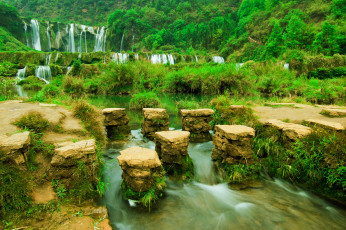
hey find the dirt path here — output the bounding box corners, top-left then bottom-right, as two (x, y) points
(253, 104), (346, 127)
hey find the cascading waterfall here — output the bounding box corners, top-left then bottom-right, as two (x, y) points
(16, 66), (27, 80)
(120, 33), (124, 52)
(30, 19), (41, 51)
(23, 22), (29, 46)
(112, 53), (129, 64)
(35, 66), (52, 83)
(46, 22), (51, 51)
(212, 56), (224, 64)
(55, 24), (61, 49)
(195, 55), (198, 63)
(66, 66), (72, 76)
(54, 53), (59, 63)
(94, 26), (107, 52)
(68, 24), (76, 53)
(79, 25), (87, 53)
(284, 63), (289, 70)
(135, 54), (139, 60)
(151, 54), (175, 65)
(45, 54), (52, 65)
(15, 66), (27, 97)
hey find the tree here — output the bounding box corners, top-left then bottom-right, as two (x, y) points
(283, 14), (305, 49)
(265, 21), (283, 59)
(312, 22), (339, 56)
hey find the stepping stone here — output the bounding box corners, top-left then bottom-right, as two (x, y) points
(142, 108), (169, 140)
(39, 103), (57, 107)
(102, 108), (129, 126)
(180, 109), (214, 117)
(181, 109), (214, 142)
(321, 108), (346, 117)
(212, 125), (255, 164)
(263, 119), (312, 140)
(304, 119), (344, 131)
(118, 147), (164, 192)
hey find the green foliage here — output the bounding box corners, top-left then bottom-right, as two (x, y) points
(265, 21), (283, 59)
(313, 22), (340, 56)
(0, 76), (15, 100)
(283, 14), (306, 49)
(72, 100), (106, 146)
(308, 67), (346, 79)
(72, 59), (82, 76)
(63, 75), (85, 98)
(129, 91), (161, 110)
(13, 112), (51, 133)
(0, 161), (31, 217)
(18, 76), (45, 91)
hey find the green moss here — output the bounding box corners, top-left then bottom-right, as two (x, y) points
(163, 155), (194, 181)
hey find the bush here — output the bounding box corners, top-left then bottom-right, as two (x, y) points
(13, 112), (51, 133)
(63, 75), (85, 98)
(129, 92), (161, 110)
(0, 76), (15, 100)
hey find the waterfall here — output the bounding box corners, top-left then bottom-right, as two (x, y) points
(66, 66), (72, 76)
(135, 54), (139, 60)
(94, 26), (107, 52)
(284, 63), (289, 70)
(35, 66), (52, 83)
(54, 53), (59, 63)
(195, 55), (198, 63)
(30, 19), (41, 51)
(151, 54), (174, 65)
(120, 33), (124, 52)
(212, 56), (224, 64)
(79, 25), (87, 53)
(68, 24), (76, 53)
(45, 54), (52, 65)
(46, 22), (51, 51)
(112, 53), (128, 64)
(16, 66), (27, 80)
(55, 24), (61, 49)
(23, 22), (29, 46)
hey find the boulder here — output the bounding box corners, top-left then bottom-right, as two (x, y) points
(102, 108), (129, 126)
(181, 109), (214, 142)
(142, 108), (169, 139)
(0, 131), (30, 165)
(263, 119), (312, 141)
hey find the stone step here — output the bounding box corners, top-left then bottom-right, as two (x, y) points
(304, 119), (344, 131)
(321, 108), (346, 117)
(263, 119), (312, 140)
(180, 109), (214, 117)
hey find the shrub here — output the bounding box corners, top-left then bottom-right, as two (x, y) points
(13, 112), (51, 133)
(63, 75), (85, 98)
(0, 76), (15, 100)
(129, 91), (161, 110)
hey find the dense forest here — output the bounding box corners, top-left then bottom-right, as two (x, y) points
(1, 0), (345, 61)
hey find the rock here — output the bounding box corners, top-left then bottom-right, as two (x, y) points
(142, 108), (169, 140)
(304, 119), (344, 131)
(31, 183), (56, 204)
(212, 125), (255, 165)
(0, 131), (30, 165)
(321, 108), (346, 117)
(265, 103), (295, 107)
(181, 109), (214, 142)
(102, 108), (130, 140)
(228, 105), (246, 112)
(263, 119), (312, 140)
(102, 108), (129, 126)
(154, 131), (193, 177)
(117, 147), (164, 193)
(51, 139), (96, 167)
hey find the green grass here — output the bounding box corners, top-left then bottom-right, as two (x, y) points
(129, 91), (161, 110)
(13, 112), (51, 133)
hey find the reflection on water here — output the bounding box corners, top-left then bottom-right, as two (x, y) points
(103, 130), (346, 230)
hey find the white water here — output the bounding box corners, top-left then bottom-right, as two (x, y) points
(55, 24), (61, 49)
(94, 26), (107, 52)
(45, 54), (52, 65)
(30, 19), (41, 51)
(112, 53), (129, 64)
(35, 66), (52, 83)
(66, 66), (72, 76)
(195, 55), (198, 63)
(23, 22), (29, 46)
(46, 21), (51, 51)
(284, 63), (290, 70)
(54, 53), (59, 63)
(151, 54), (175, 65)
(68, 24), (76, 53)
(120, 33), (124, 52)
(15, 67), (27, 97)
(103, 128), (346, 230)
(213, 56), (224, 64)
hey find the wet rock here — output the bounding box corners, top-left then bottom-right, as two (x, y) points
(102, 108), (130, 140)
(142, 108), (169, 140)
(0, 131), (30, 165)
(212, 125), (255, 165)
(49, 139), (96, 179)
(154, 131), (193, 178)
(263, 119), (312, 141)
(118, 147), (165, 193)
(304, 119), (344, 131)
(181, 109), (214, 142)
(321, 108), (346, 117)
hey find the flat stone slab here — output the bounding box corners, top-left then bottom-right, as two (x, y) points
(39, 103), (57, 107)
(118, 147), (161, 168)
(304, 119), (344, 131)
(180, 109), (214, 117)
(143, 108), (168, 120)
(265, 103), (295, 107)
(155, 131), (190, 142)
(0, 131), (30, 164)
(102, 108), (129, 126)
(321, 108), (346, 117)
(102, 108), (126, 114)
(51, 139), (96, 167)
(263, 119), (312, 140)
(215, 125), (255, 140)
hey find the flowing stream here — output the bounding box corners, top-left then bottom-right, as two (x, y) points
(97, 96), (346, 230)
